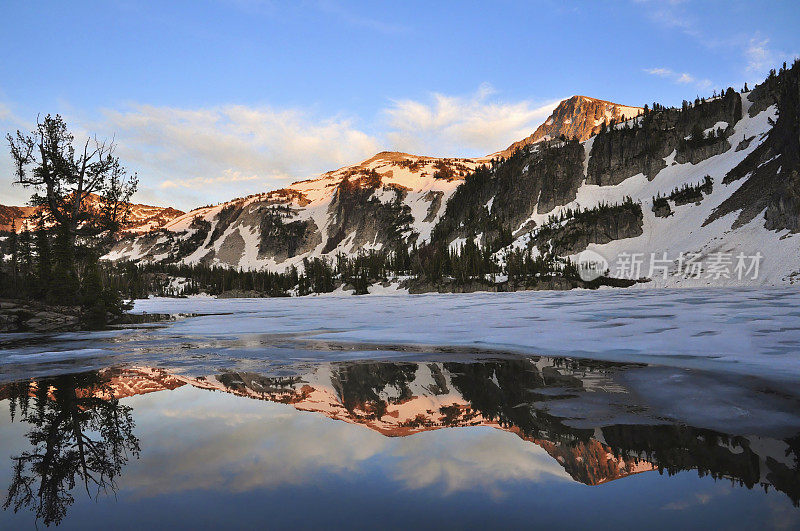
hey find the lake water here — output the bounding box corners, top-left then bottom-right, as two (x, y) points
(0, 288), (799, 529)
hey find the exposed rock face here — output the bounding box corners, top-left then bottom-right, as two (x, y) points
(0, 205), (36, 232)
(258, 208), (320, 262)
(498, 140), (588, 220)
(705, 64), (800, 232)
(323, 171), (414, 253)
(433, 139), (585, 246)
(498, 96), (642, 156)
(533, 202), (644, 256)
(421, 190), (444, 222)
(588, 89), (741, 186)
(127, 206), (185, 232)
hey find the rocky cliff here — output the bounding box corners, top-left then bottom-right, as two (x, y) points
(0, 205), (36, 232)
(497, 96), (642, 157)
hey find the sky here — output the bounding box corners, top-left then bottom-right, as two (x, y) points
(0, 0), (798, 211)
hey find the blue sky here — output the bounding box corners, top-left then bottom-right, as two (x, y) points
(1, 0), (798, 210)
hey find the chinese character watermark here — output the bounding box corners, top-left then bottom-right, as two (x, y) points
(611, 251), (763, 281)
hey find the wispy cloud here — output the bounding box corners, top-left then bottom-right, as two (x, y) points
(634, 1), (797, 83)
(644, 67), (712, 90)
(384, 84), (561, 157)
(160, 169), (265, 190)
(744, 36), (798, 75)
(635, 0), (700, 39)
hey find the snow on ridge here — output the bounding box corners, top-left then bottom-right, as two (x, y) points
(105, 95), (798, 286)
(511, 102), (796, 287)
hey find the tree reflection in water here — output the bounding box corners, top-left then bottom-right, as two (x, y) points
(3, 372), (140, 527)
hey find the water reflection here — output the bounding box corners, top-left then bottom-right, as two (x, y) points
(1, 357), (799, 527)
(197, 359), (800, 499)
(1, 372), (140, 526)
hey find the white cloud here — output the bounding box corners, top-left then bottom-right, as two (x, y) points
(1, 86), (561, 210)
(384, 84), (561, 157)
(94, 103), (381, 209)
(118, 387), (569, 499)
(634, 1), (796, 83)
(643, 67), (712, 91)
(160, 169), (264, 190)
(636, 0), (699, 40)
(745, 37), (772, 73)
(315, 0), (408, 35)
(643, 67), (673, 78)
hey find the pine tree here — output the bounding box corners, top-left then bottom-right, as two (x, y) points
(18, 230), (35, 295)
(81, 253), (106, 328)
(51, 224), (78, 304)
(9, 221), (19, 296)
(35, 228), (52, 299)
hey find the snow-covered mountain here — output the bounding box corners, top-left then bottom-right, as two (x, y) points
(105, 62), (800, 287)
(105, 151), (486, 268)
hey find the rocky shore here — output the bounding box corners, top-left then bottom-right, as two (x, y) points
(0, 299), (82, 333)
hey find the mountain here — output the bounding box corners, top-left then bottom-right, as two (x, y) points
(495, 95), (642, 157)
(105, 61), (800, 288)
(0, 205), (36, 232)
(0, 195), (184, 233)
(104, 151), (484, 266)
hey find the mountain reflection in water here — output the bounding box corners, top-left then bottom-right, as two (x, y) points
(1, 357), (799, 527)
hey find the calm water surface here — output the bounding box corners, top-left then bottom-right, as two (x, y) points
(0, 290), (799, 529)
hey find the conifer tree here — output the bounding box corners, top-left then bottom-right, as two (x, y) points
(9, 221), (19, 296)
(81, 253), (106, 327)
(35, 227), (52, 299)
(50, 225), (78, 304)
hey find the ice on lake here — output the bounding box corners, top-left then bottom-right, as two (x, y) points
(123, 287), (800, 380)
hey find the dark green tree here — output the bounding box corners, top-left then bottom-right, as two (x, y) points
(34, 227), (52, 299)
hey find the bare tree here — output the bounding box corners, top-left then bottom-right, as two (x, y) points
(7, 114), (138, 246)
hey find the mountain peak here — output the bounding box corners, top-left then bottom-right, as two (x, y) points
(496, 96), (642, 157)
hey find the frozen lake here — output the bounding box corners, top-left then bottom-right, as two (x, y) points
(1, 288), (799, 528)
(4, 287), (800, 381)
